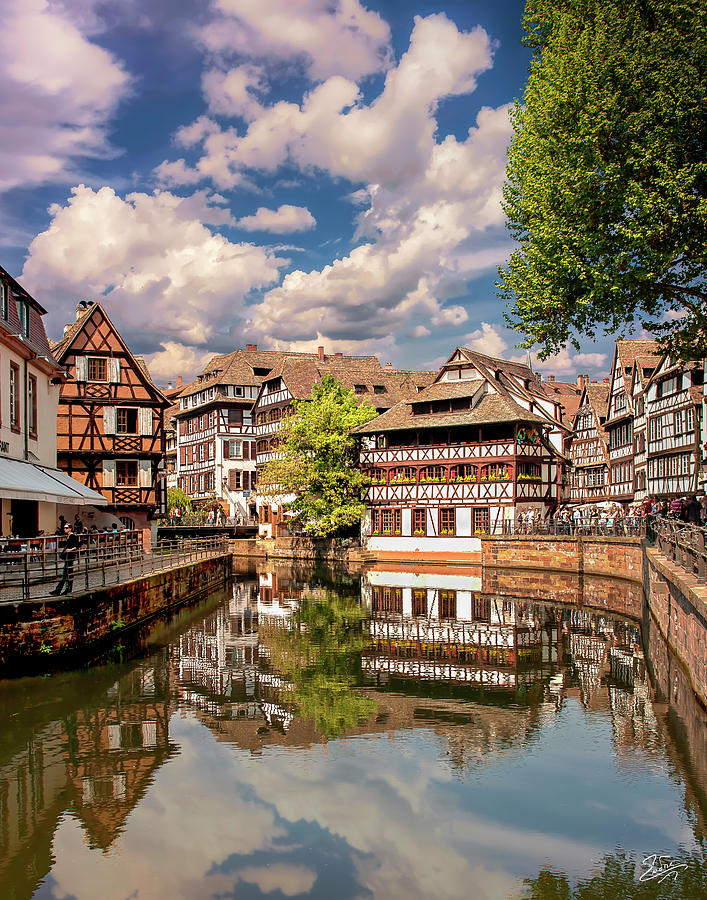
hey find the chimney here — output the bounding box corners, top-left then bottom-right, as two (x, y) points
(318, 345), (324, 361)
(547, 374), (555, 382)
(602, 377), (609, 384)
(76, 299), (91, 321)
(576, 374), (588, 388)
(176, 375), (183, 388)
(385, 362), (393, 370)
(167, 381), (173, 390)
(246, 343), (257, 351)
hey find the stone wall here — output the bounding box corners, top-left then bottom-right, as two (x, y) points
(0, 554), (231, 674)
(644, 546), (707, 707)
(481, 535), (644, 582)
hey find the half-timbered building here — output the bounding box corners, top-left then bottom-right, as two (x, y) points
(604, 339), (660, 505)
(52, 302), (169, 531)
(253, 347), (434, 537)
(0, 267), (105, 537)
(568, 382), (610, 504)
(645, 354), (703, 499)
(630, 353), (660, 500)
(353, 348), (569, 559)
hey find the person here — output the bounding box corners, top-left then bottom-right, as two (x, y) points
(685, 494), (702, 525)
(73, 513), (84, 534)
(208, 508), (215, 526)
(49, 524), (80, 595)
(56, 515), (67, 535)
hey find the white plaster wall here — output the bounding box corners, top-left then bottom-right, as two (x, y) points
(366, 535), (482, 554)
(457, 507), (471, 536)
(456, 591), (473, 620)
(402, 508), (412, 535)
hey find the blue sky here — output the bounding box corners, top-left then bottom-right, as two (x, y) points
(1, 0), (610, 382)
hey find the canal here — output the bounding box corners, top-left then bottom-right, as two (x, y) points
(1, 562), (706, 899)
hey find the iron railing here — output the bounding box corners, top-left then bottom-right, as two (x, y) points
(0, 534), (229, 603)
(648, 518), (707, 583)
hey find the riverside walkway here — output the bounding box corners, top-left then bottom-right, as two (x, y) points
(0, 533), (229, 604)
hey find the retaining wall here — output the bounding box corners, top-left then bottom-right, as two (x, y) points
(0, 553), (232, 674)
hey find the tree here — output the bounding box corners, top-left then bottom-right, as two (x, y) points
(166, 486), (191, 512)
(258, 375), (378, 537)
(498, 0), (707, 361)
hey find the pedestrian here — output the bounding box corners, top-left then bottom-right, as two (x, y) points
(685, 494), (702, 525)
(49, 524), (80, 595)
(73, 513), (84, 534)
(208, 508), (215, 526)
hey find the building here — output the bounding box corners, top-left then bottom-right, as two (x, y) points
(253, 347), (435, 537)
(173, 346), (293, 519)
(604, 339), (660, 504)
(52, 301), (169, 531)
(630, 351), (661, 500)
(645, 353), (703, 499)
(568, 381), (610, 504)
(0, 267), (105, 538)
(353, 347), (569, 558)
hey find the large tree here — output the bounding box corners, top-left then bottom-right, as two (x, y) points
(498, 0), (707, 361)
(258, 375), (377, 537)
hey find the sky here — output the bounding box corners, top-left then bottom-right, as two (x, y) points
(0, 0), (612, 383)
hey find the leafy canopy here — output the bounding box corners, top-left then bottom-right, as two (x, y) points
(166, 486), (191, 511)
(498, 0), (707, 361)
(258, 375), (377, 536)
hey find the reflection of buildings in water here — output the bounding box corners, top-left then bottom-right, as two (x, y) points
(65, 661), (177, 851)
(361, 569), (561, 693)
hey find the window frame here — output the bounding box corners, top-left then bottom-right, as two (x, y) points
(28, 374), (37, 437)
(9, 362), (20, 432)
(87, 356), (108, 383)
(115, 460), (138, 486)
(439, 507), (456, 535)
(116, 407), (139, 435)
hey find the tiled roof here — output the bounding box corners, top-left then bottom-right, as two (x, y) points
(408, 380), (481, 402)
(134, 356), (157, 388)
(353, 391), (548, 434)
(0, 265), (58, 363)
(614, 338), (661, 393)
(585, 382), (610, 416)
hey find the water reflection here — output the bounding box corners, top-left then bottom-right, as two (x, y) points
(0, 563), (705, 899)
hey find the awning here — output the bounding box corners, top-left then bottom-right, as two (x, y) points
(0, 457), (107, 506)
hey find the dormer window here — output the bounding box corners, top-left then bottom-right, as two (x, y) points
(373, 385), (386, 394)
(1, 280), (7, 320)
(16, 299), (29, 336)
(354, 384), (366, 393)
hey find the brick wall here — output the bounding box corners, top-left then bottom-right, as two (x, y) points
(0, 554), (231, 673)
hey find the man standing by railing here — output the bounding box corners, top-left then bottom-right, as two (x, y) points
(49, 524), (80, 596)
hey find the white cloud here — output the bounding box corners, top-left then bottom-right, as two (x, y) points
(464, 322), (511, 358)
(22, 184), (287, 349)
(202, 65), (266, 120)
(146, 342), (216, 382)
(199, 0), (393, 82)
(237, 204), (316, 233)
(0, 0), (129, 193)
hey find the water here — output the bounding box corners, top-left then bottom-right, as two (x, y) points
(1, 562), (706, 900)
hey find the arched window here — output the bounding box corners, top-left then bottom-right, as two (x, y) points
(256, 439), (269, 454)
(480, 464), (512, 481)
(448, 464), (477, 482)
(419, 465), (445, 483)
(390, 467), (416, 484)
(368, 468), (387, 484)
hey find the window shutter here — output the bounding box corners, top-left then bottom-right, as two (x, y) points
(228, 470), (237, 491)
(251, 469), (256, 487)
(243, 471), (250, 491)
(140, 408), (152, 435)
(251, 441), (256, 458)
(243, 441), (250, 460)
(138, 459), (151, 488)
(103, 459), (116, 488)
(223, 440), (230, 459)
(103, 406), (116, 434)
(75, 356), (87, 381)
(108, 358), (121, 383)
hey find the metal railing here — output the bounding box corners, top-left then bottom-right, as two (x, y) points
(157, 514), (258, 528)
(648, 518), (707, 583)
(0, 534), (229, 603)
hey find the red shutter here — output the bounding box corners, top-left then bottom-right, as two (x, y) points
(251, 441), (256, 458)
(223, 440), (229, 459)
(243, 441), (250, 460)
(228, 470), (237, 490)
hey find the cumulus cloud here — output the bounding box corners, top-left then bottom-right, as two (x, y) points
(202, 64), (266, 120)
(22, 185), (287, 357)
(0, 0), (129, 193)
(146, 341), (216, 381)
(159, 14), (494, 190)
(236, 204), (316, 233)
(199, 0), (392, 83)
(463, 323), (608, 376)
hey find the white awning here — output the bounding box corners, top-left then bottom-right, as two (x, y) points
(0, 457), (107, 506)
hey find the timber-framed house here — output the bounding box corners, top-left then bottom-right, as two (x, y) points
(630, 352), (660, 500)
(604, 339), (659, 504)
(252, 347), (434, 537)
(645, 354), (704, 498)
(353, 348), (569, 559)
(568, 382), (610, 504)
(53, 302), (170, 530)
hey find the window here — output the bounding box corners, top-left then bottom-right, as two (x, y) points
(116, 461), (138, 486)
(412, 508), (426, 535)
(28, 375), (37, 436)
(412, 589), (427, 617)
(614, 392), (627, 413)
(420, 465), (445, 483)
(376, 435), (386, 449)
(372, 586), (402, 614)
(379, 508), (402, 535)
(354, 384), (366, 393)
(391, 466), (416, 483)
(439, 590), (456, 620)
(439, 507), (455, 535)
(373, 385), (386, 394)
(116, 408), (138, 434)
(87, 357), (108, 382)
(473, 507), (489, 533)
(16, 299), (30, 336)
(9, 363), (19, 431)
(472, 596), (490, 621)
(1, 279), (7, 319)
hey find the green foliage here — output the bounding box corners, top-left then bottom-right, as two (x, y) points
(262, 594), (377, 738)
(498, 0), (707, 361)
(166, 486), (192, 512)
(259, 375), (378, 536)
(518, 850), (707, 899)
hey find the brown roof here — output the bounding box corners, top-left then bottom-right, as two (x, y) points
(353, 391), (548, 434)
(614, 338), (661, 393)
(0, 264), (58, 363)
(584, 382), (610, 417)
